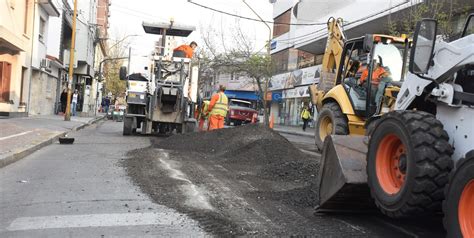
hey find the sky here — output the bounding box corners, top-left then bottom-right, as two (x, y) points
(108, 0), (273, 58)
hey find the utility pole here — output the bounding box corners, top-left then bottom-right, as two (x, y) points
(65, 0), (78, 121)
(242, 0), (272, 126)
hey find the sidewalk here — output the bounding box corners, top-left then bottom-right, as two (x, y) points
(273, 124), (315, 138)
(0, 114), (105, 168)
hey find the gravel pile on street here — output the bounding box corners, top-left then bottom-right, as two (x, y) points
(155, 124), (319, 182)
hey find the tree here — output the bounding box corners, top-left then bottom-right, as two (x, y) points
(198, 18), (273, 125)
(103, 35), (128, 99)
(387, 0), (471, 39)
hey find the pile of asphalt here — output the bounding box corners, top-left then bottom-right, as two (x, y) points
(155, 123), (319, 193)
(127, 124), (321, 235)
(157, 124), (315, 165)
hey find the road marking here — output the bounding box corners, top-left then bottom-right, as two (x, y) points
(157, 149), (214, 210)
(7, 212), (180, 231)
(0, 131), (34, 141)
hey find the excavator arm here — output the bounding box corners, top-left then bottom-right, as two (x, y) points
(309, 17), (346, 110)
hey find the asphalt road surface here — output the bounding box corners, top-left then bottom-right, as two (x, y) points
(0, 121), (446, 237)
(0, 120), (206, 237)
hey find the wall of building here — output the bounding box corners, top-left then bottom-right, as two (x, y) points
(0, 0), (33, 116)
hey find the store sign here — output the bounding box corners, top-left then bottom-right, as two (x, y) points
(268, 73), (289, 90)
(269, 64), (321, 91)
(282, 86), (310, 99)
(271, 40), (277, 50)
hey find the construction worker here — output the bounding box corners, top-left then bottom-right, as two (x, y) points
(359, 58), (386, 86)
(301, 105), (312, 131)
(198, 100), (210, 131)
(173, 41), (198, 58)
(207, 85), (228, 130)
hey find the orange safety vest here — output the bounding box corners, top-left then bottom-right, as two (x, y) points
(360, 66), (386, 85)
(209, 92), (228, 117)
(173, 45), (194, 58)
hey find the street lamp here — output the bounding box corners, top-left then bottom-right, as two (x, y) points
(96, 34), (139, 109)
(94, 57), (129, 115)
(241, 0), (272, 125)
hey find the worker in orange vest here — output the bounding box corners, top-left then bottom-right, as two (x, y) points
(173, 41), (198, 58)
(197, 100), (210, 131)
(207, 85), (228, 130)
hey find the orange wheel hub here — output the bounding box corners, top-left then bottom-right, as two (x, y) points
(459, 180), (474, 237)
(376, 134), (407, 195)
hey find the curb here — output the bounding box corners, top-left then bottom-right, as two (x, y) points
(274, 129), (314, 139)
(0, 115), (106, 169)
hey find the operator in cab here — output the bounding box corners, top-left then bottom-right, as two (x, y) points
(173, 41), (198, 58)
(359, 58), (386, 87)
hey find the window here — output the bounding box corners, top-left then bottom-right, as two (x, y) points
(273, 9), (291, 38)
(24, 0), (29, 34)
(272, 49), (289, 74)
(39, 18), (46, 42)
(0, 61), (12, 102)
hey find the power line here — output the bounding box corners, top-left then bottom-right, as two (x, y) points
(110, 3), (169, 22)
(274, 1), (412, 46)
(188, 0), (327, 26)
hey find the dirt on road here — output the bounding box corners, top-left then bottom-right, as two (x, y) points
(123, 124), (444, 237)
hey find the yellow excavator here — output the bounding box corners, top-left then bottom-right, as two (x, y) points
(309, 17), (409, 150)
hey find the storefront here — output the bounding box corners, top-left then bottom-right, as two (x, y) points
(269, 65), (320, 126)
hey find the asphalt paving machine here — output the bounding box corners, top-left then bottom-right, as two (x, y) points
(119, 21), (198, 135)
(317, 14), (474, 237)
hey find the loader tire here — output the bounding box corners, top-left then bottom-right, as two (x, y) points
(443, 152), (474, 238)
(367, 110), (453, 218)
(315, 102), (348, 151)
(123, 117), (133, 136)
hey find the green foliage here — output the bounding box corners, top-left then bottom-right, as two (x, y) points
(387, 0), (471, 38)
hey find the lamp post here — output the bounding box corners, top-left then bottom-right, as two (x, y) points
(94, 57), (129, 115)
(241, 0), (272, 126)
(95, 34), (138, 114)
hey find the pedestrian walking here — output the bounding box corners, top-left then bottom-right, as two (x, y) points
(301, 105), (311, 131)
(104, 96), (110, 114)
(60, 89), (67, 113)
(207, 85), (228, 131)
(71, 90), (78, 116)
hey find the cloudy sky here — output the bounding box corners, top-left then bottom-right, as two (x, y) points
(108, 0), (273, 57)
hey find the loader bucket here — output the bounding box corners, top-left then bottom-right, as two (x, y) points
(316, 135), (374, 212)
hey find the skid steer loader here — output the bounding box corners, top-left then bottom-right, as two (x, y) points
(317, 15), (474, 237)
(309, 18), (410, 151)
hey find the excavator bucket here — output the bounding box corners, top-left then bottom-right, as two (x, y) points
(315, 135), (374, 212)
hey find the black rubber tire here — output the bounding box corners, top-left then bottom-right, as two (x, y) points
(443, 152), (474, 238)
(367, 110), (453, 218)
(123, 117), (133, 135)
(315, 102), (349, 151)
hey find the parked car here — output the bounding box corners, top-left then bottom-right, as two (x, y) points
(225, 99), (258, 126)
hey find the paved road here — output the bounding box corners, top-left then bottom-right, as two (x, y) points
(0, 121), (445, 237)
(0, 121), (206, 237)
(280, 132), (319, 154)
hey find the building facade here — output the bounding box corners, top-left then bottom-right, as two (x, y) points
(269, 0), (472, 126)
(0, 0), (33, 117)
(29, 0), (60, 116)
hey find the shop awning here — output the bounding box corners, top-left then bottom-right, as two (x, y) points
(225, 90), (260, 101)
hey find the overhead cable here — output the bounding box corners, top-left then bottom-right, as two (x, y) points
(188, 0), (327, 26)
